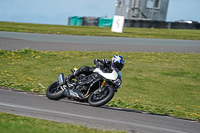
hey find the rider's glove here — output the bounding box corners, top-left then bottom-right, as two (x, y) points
(94, 59), (104, 69)
(94, 59), (99, 65)
(102, 58), (109, 64)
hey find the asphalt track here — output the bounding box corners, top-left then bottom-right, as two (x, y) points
(0, 88), (200, 133)
(0, 32), (200, 133)
(0, 31), (200, 53)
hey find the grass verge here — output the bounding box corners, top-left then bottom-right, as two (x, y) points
(0, 49), (199, 121)
(0, 112), (125, 133)
(0, 21), (200, 40)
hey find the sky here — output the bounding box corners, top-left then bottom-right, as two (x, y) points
(0, 0), (200, 25)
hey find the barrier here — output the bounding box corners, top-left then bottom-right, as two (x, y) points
(124, 20), (200, 29)
(82, 17), (99, 26)
(98, 18), (113, 27)
(68, 16), (200, 29)
(69, 16), (82, 26)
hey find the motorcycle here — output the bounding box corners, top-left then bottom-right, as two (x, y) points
(46, 67), (122, 107)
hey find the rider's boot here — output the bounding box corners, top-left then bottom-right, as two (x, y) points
(66, 73), (75, 88)
(66, 67), (84, 85)
(66, 71), (85, 99)
(66, 68), (78, 85)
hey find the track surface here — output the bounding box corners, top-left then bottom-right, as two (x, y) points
(0, 32), (200, 133)
(0, 31), (200, 53)
(0, 88), (200, 133)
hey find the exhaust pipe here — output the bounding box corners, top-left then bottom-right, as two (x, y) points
(58, 73), (66, 86)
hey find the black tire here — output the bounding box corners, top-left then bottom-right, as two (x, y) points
(46, 80), (64, 100)
(88, 86), (115, 107)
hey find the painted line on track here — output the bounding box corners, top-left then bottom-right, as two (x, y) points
(0, 102), (187, 133)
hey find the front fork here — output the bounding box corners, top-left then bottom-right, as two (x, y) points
(94, 80), (108, 95)
(101, 80), (106, 88)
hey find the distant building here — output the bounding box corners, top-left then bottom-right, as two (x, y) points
(115, 0), (169, 21)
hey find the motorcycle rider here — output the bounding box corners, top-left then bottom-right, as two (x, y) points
(66, 55), (125, 88)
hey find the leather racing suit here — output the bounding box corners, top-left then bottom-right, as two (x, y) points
(66, 58), (112, 88)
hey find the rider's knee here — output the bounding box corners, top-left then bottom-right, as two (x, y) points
(79, 66), (90, 72)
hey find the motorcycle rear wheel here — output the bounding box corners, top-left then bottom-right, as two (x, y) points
(46, 80), (64, 100)
(88, 86), (115, 107)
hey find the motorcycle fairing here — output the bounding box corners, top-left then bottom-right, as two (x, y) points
(93, 68), (118, 80)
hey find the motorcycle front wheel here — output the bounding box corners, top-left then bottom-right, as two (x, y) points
(46, 80), (64, 100)
(88, 86), (115, 107)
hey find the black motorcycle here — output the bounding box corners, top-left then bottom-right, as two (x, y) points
(46, 67), (122, 107)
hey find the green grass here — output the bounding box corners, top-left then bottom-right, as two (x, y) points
(0, 49), (199, 121)
(1, 21), (200, 40)
(0, 112), (125, 133)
